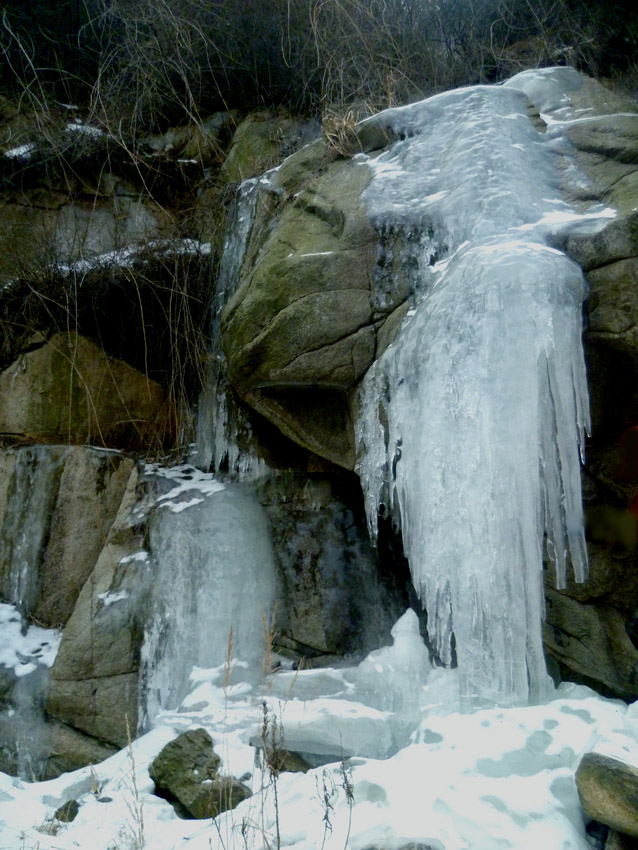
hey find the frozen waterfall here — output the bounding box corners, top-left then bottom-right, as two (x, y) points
(194, 178), (268, 479)
(140, 466), (277, 725)
(356, 70), (598, 706)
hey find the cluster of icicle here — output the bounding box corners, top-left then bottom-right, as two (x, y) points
(194, 178), (268, 479)
(356, 71), (594, 707)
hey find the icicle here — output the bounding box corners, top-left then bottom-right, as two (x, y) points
(194, 178), (268, 480)
(356, 76), (595, 707)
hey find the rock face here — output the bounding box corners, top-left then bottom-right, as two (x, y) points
(0, 182), (160, 284)
(537, 78), (638, 699)
(221, 112), (313, 183)
(149, 729), (251, 819)
(543, 589), (638, 699)
(2, 71), (638, 779)
(0, 332), (172, 451)
(264, 475), (408, 658)
(562, 84), (638, 444)
(44, 721), (118, 779)
(576, 752), (638, 838)
(47, 463), (148, 750)
(0, 444), (400, 779)
(0, 445), (134, 627)
(0, 444), (140, 776)
(220, 72), (638, 699)
(221, 140), (388, 468)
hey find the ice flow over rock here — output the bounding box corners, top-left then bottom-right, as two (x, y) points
(194, 178), (267, 479)
(356, 72), (594, 707)
(141, 468), (277, 725)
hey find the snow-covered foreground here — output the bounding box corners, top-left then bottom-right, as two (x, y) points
(1, 647), (637, 850)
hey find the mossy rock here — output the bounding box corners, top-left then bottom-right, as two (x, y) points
(54, 800), (80, 823)
(221, 113), (306, 183)
(150, 729), (251, 819)
(221, 156), (381, 469)
(0, 331), (173, 451)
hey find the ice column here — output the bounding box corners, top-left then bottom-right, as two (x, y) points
(356, 81), (590, 706)
(141, 476), (277, 723)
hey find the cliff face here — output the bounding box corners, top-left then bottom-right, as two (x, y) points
(222, 69), (638, 702)
(1, 70), (638, 776)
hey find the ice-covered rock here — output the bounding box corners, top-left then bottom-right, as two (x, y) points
(356, 71), (602, 707)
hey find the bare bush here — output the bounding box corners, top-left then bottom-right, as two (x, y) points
(2, 0), (636, 131)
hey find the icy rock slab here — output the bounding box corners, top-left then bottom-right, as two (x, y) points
(356, 75), (596, 707)
(504, 65), (586, 116)
(261, 697), (394, 762)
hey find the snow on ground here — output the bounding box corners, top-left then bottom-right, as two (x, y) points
(0, 611), (635, 850)
(66, 121), (106, 139)
(0, 603), (60, 677)
(0, 652), (636, 850)
(3, 143), (35, 160)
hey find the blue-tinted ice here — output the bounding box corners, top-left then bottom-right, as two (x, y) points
(356, 69), (606, 706)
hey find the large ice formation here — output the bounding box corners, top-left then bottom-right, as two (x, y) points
(356, 68), (605, 706)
